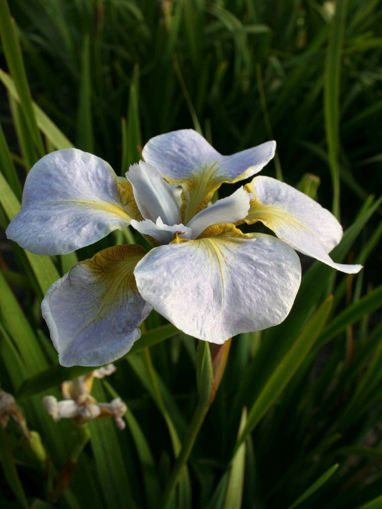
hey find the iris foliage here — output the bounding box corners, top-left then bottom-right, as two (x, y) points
(0, 1), (381, 508)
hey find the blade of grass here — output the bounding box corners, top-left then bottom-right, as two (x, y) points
(128, 349), (191, 508)
(223, 407), (247, 509)
(121, 65), (141, 173)
(236, 296), (333, 450)
(361, 495), (382, 509)
(161, 341), (213, 509)
(0, 271), (48, 374)
(9, 93), (38, 169)
(287, 464), (339, 509)
(16, 324), (179, 398)
(0, 70), (73, 149)
(0, 427), (28, 509)
(0, 0), (44, 155)
(324, 0), (347, 217)
(0, 171), (60, 294)
(0, 323), (28, 388)
(104, 380), (161, 509)
(0, 121), (21, 197)
(76, 35), (94, 152)
(318, 285), (382, 346)
(89, 380), (138, 509)
(256, 64), (282, 180)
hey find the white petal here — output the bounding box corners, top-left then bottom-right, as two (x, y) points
(130, 217), (192, 244)
(142, 130), (275, 222)
(6, 149), (131, 255)
(187, 187), (250, 239)
(143, 129), (275, 183)
(126, 162), (181, 224)
(217, 141), (276, 182)
(248, 176), (362, 274)
(134, 233), (301, 343)
(42, 245), (152, 367)
(142, 129), (220, 180)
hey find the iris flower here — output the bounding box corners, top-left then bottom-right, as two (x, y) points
(6, 130), (362, 367)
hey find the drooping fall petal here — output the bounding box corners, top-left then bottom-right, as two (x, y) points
(134, 232), (301, 343)
(245, 176), (362, 274)
(42, 245), (151, 366)
(6, 149), (135, 255)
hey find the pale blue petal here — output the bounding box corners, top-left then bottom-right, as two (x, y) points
(135, 233), (301, 343)
(187, 187), (250, 239)
(6, 149), (131, 255)
(142, 129), (219, 180)
(126, 162), (181, 224)
(218, 141), (276, 182)
(142, 129), (276, 183)
(42, 245), (151, 367)
(248, 176), (362, 274)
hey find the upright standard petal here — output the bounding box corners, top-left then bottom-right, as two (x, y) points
(126, 162), (181, 225)
(246, 176), (362, 274)
(134, 231), (301, 343)
(187, 187), (250, 239)
(6, 149), (136, 255)
(142, 129), (220, 180)
(42, 245), (152, 367)
(142, 129), (275, 222)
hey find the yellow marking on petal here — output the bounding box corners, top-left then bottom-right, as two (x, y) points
(245, 199), (305, 232)
(198, 223), (245, 239)
(63, 199), (131, 221)
(244, 181), (254, 194)
(82, 244), (146, 317)
(192, 232), (247, 304)
(170, 223), (245, 244)
(172, 232), (188, 244)
(166, 163), (221, 223)
(203, 238), (227, 302)
(166, 162), (259, 224)
(230, 167), (255, 184)
(117, 179), (143, 221)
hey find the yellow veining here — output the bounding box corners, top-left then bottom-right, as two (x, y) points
(117, 179), (143, 221)
(167, 163), (221, 223)
(245, 199), (304, 232)
(199, 223), (245, 240)
(201, 237), (227, 302)
(62, 199), (131, 221)
(83, 244), (146, 318)
(197, 231), (245, 303)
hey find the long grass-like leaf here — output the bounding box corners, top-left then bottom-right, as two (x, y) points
(0, 70), (73, 150)
(318, 285), (382, 346)
(223, 407), (247, 509)
(0, 171), (60, 294)
(76, 35), (94, 152)
(236, 296), (333, 449)
(0, 0), (44, 155)
(0, 121), (21, 197)
(324, 0), (347, 217)
(16, 324), (179, 398)
(0, 271), (48, 375)
(287, 464), (339, 509)
(89, 380), (138, 509)
(0, 427), (29, 509)
(361, 495), (382, 509)
(104, 380), (161, 509)
(121, 65), (141, 173)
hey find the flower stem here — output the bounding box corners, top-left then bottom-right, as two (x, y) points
(161, 388), (211, 509)
(161, 341), (213, 509)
